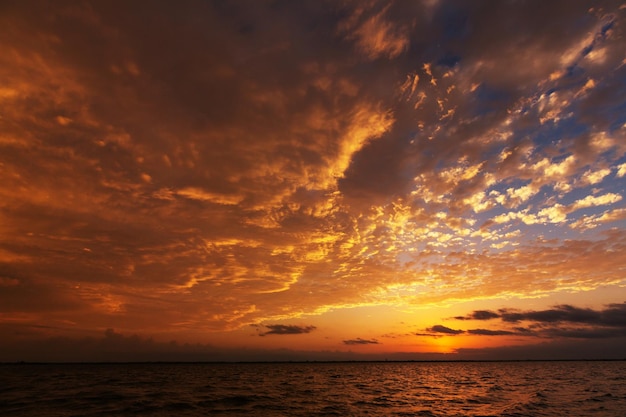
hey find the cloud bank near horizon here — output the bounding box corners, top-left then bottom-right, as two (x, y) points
(424, 302), (626, 339)
(1, 312), (624, 363)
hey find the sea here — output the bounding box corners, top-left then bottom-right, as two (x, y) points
(1, 361), (625, 416)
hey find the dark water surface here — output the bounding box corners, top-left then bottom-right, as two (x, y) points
(1, 361), (625, 416)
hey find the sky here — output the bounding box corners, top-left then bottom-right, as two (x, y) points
(1, 0), (626, 362)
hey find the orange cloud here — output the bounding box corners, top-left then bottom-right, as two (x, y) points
(1, 1), (625, 361)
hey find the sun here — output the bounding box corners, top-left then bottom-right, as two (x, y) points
(423, 336), (458, 354)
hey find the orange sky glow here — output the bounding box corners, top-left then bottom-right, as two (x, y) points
(1, 0), (626, 362)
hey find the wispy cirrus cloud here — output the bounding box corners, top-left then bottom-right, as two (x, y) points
(339, 2), (410, 60)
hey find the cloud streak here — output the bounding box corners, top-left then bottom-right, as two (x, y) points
(259, 325), (317, 336)
(455, 303), (626, 327)
(343, 338), (380, 345)
(427, 325), (464, 335)
(424, 303), (626, 340)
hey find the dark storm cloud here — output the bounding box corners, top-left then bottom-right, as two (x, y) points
(260, 325), (316, 336)
(343, 338), (380, 345)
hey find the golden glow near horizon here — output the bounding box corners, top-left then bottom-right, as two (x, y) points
(1, 1), (625, 361)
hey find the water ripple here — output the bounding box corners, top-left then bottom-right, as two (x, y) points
(1, 361), (625, 416)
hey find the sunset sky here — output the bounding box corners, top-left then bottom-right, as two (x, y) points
(1, 0), (626, 362)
